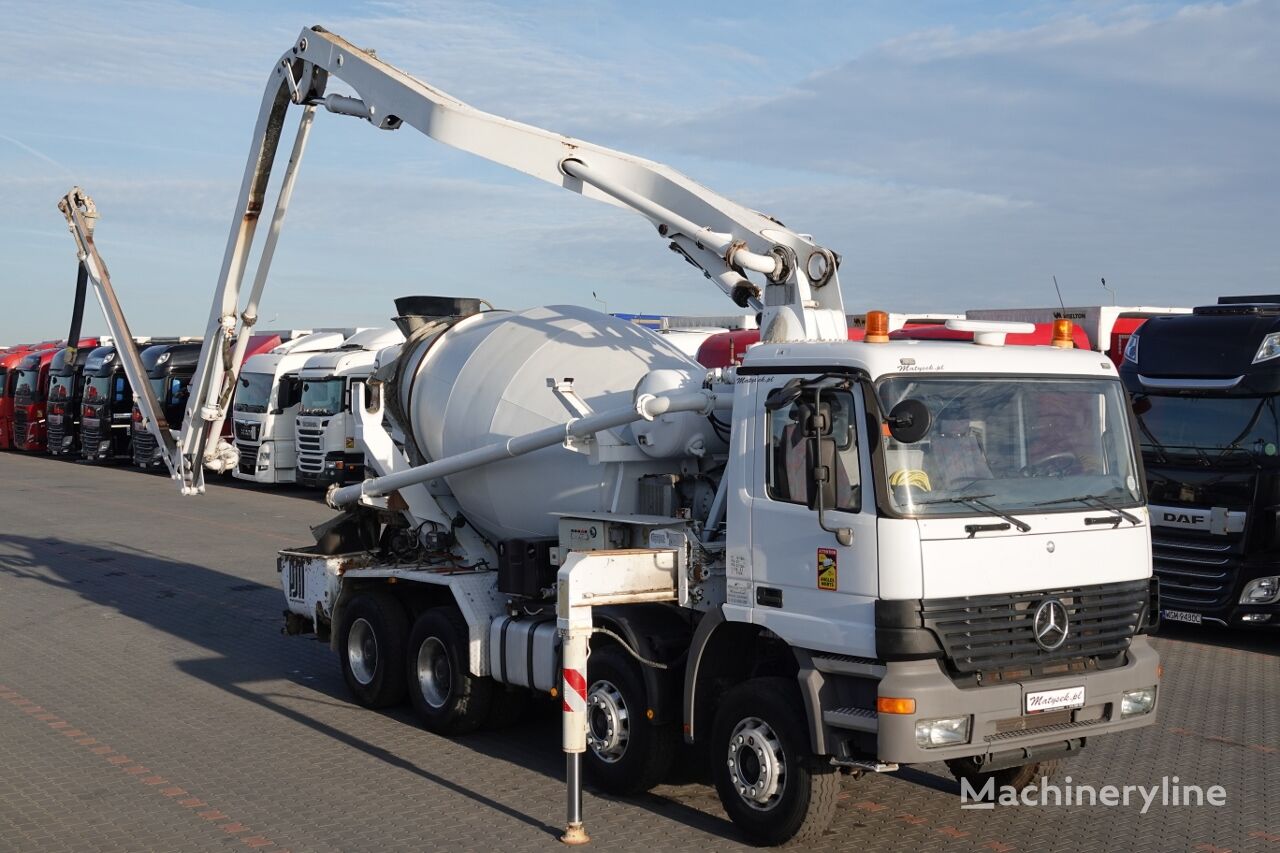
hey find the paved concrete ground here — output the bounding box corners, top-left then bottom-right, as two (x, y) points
(0, 451), (1276, 852)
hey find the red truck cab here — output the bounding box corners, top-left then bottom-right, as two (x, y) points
(0, 344), (44, 449)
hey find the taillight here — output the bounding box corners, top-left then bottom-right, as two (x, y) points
(83, 405), (93, 418)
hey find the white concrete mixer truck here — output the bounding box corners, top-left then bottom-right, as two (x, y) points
(56, 27), (1162, 847)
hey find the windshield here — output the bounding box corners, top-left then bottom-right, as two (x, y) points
(50, 374), (76, 400)
(14, 369), (39, 402)
(1131, 393), (1280, 460)
(877, 377), (1142, 516)
(86, 376), (112, 404)
(233, 372), (274, 413)
(300, 378), (344, 416)
(149, 377), (166, 403)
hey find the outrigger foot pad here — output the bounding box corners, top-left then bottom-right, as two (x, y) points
(560, 823), (590, 845)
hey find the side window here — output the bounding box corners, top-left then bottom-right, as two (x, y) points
(766, 389), (861, 511)
(277, 376), (302, 411)
(114, 377), (127, 405)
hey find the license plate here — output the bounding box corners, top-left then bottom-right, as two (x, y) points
(1162, 609), (1202, 625)
(1025, 685), (1085, 714)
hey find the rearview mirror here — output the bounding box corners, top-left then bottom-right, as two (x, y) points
(886, 398), (931, 443)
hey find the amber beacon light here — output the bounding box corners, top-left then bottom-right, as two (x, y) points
(1052, 318), (1076, 348)
(866, 310), (890, 343)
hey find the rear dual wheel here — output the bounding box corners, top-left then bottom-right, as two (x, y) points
(338, 591), (409, 708)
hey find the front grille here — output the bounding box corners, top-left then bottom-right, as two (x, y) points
(238, 443), (259, 475)
(82, 422), (101, 456)
(47, 419), (66, 450)
(1152, 536), (1237, 609)
(234, 421), (258, 442)
(297, 425), (324, 474)
(921, 579), (1149, 679)
(13, 410), (29, 446)
(133, 430), (157, 463)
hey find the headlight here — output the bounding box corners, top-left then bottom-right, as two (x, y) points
(1121, 687), (1157, 717)
(1123, 332), (1140, 363)
(914, 717), (971, 748)
(1254, 332), (1280, 364)
(1240, 576), (1280, 604)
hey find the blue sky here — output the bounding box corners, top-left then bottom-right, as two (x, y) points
(2, 0), (1277, 342)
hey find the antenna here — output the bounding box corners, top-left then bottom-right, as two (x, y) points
(1052, 275), (1066, 311)
(1101, 277), (1116, 306)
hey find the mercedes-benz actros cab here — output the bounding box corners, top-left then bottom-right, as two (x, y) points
(1120, 295), (1280, 629)
(232, 330), (350, 483)
(294, 327), (405, 488)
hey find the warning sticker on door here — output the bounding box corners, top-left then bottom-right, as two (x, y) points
(817, 548), (838, 591)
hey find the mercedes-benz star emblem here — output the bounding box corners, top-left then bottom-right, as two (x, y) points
(1033, 599), (1069, 651)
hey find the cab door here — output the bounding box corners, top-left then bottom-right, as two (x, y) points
(747, 374), (879, 658)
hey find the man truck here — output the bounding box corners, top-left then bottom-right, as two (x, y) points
(57, 26), (1162, 846)
(1120, 295), (1280, 629)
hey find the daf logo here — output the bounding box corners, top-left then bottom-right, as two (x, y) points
(1033, 599), (1069, 651)
(1163, 512), (1205, 526)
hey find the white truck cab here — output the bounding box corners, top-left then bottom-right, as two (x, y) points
(294, 327), (405, 488)
(725, 335), (1158, 769)
(231, 331), (350, 483)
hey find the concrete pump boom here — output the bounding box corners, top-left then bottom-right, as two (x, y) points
(59, 25), (848, 494)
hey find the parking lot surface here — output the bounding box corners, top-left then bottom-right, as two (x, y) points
(0, 452), (1276, 852)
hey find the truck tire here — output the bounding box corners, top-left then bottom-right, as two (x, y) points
(406, 607), (494, 735)
(710, 677), (839, 847)
(946, 757), (1063, 792)
(338, 591), (409, 708)
(583, 646), (677, 795)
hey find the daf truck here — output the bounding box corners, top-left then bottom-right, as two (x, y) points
(56, 26), (1163, 846)
(1120, 295), (1280, 629)
(46, 340), (105, 457)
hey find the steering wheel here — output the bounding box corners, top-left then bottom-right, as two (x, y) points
(1022, 452), (1080, 477)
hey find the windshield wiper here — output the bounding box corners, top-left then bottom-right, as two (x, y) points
(917, 493), (1032, 532)
(1034, 493), (1141, 525)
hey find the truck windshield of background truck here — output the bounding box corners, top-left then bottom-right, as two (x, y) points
(85, 376), (111, 402)
(49, 374), (76, 400)
(299, 378), (344, 416)
(877, 377), (1142, 516)
(1131, 393), (1280, 460)
(233, 372), (274, 413)
(14, 369), (38, 402)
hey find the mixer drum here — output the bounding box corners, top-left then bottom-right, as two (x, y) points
(402, 305), (703, 541)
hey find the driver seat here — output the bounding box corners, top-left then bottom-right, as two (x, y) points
(928, 419), (993, 490)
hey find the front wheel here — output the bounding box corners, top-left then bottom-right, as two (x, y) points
(582, 646), (677, 795)
(710, 677), (838, 846)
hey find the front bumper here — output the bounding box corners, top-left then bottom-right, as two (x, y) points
(296, 452), (363, 488)
(875, 636), (1161, 765)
